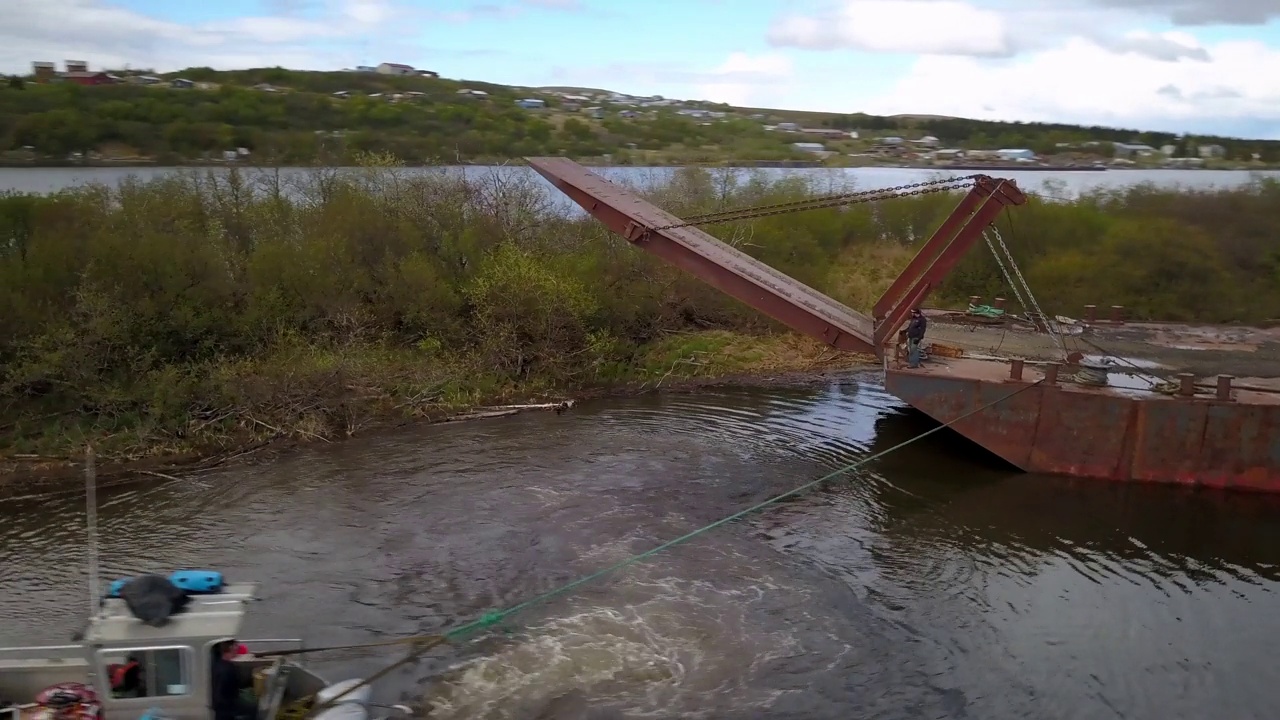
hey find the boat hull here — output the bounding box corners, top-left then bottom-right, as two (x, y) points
(884, 361), (1280, 493)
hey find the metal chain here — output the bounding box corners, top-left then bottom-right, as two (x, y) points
(984, 225), (1065, 354)
(649, 174), (986, 230)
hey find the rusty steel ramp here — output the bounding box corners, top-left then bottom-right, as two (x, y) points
(528, 157), (878, 354)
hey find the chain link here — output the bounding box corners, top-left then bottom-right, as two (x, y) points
(648, 174), (987, 231)
(984, 225), (1066, 355)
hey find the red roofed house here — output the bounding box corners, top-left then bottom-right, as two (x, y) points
(63, 71), (117, 86)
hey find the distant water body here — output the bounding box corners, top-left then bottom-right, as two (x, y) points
(1, 165), (1277, 202)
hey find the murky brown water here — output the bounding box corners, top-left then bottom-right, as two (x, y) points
(3, 373), (1280, 719)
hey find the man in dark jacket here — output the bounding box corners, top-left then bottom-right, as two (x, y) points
(906, 308), (927, 368)
(210, 640), (254, 720)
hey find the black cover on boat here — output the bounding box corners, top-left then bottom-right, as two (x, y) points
(118, 574), (190, 627)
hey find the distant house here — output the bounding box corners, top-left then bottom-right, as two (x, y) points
(870, 137), (908, 155)
(456, 88), (488, 98)
(619, 110), (639, 119)
(516, 98), (546, 109)
(376, 62), (415, 76)
(418, 70), (439, 78)
(133, 75), (162, 85)
(62, 71), (115, 86)
(1197, 144), (1226, 159)
(253, 83), (279, 92)
(773, 122), (801, 132)
(912, 135), (940, 148)
(170, 78), (194, 89)
(582, 106), (604, 119)
(802, 128), (852, 140)
(1112, 142), (1157, 159)
(996, 148), (1037, 162)
(31, 61), (56, 82)
(792, 142), (827, 154)
(332, 90), (351, 98)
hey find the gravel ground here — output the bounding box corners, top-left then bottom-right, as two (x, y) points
(922, 315), (1280, 389)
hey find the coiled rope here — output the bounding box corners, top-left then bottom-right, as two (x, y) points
(301, 377), (1045, 714)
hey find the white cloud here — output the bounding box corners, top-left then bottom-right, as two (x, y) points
(696, 52), (794, 107)
(859, 36), (1280, 136)
(549, 52), (795, 108)
(1080, 0), (1280, 25)
(769, 0), (1012, 57)
(0, 0), (407, 74)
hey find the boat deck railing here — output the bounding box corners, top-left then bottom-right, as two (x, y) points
(242, 637), (308, 666)
(0, 644), (83, 662)
(1, 704), (20, 720)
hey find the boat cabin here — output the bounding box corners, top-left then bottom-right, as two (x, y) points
(0, 572), (343, 720)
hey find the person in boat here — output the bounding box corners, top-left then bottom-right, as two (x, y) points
(906, 307), (927, 368)
(109, 652), (143, 697)
(210, 640), (255, 720)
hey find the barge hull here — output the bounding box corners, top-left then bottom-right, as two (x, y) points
(884, 363), (1280, 492)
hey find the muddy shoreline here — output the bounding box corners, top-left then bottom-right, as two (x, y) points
(8, 318), (1278, 498)
(0, 363), (879, 498)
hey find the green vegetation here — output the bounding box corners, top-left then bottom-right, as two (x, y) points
(2, 67), (1277, 166)
(1, 158), (1278, 472)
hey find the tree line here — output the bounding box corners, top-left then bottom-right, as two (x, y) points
(1, 159), (1276, 459)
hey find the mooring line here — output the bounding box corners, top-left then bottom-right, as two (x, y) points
(443, 377), (1044, 642)
(294, 376), (1046, 712)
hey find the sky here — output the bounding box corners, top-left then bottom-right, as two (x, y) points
(3, 0), (1280, 139)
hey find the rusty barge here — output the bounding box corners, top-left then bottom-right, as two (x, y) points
(528, 158), (1280, 493)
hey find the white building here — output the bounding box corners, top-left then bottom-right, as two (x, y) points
(376, 62), (415, 76)
(792, 142), (827, 154)
(996, 148), (1037, 161)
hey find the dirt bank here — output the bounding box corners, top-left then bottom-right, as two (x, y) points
(0, 357), (878, 499)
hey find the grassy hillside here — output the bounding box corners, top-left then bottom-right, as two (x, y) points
(1, 66), (1278, 167)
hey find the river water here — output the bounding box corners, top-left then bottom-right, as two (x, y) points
(2, 165), (1278, 200)
(3, 376), (1279, 719)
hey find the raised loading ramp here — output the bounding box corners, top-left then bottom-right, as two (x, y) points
(528, 157), (878, 354)
(528, 158), (1027, 357)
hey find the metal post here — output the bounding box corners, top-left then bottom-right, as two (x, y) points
(993, 297), (1006, 310)
(1044, 363), (1060, 384)
(1177, 373), (1196, 397)
(1216, 375), (1235, 400)
(1009, 358), (1025, 381)
(85, 445), (99, 614)
(1110, 305), (1125, 324)
(1084, 305), (1097, 323)
(968, 295), (981, 310)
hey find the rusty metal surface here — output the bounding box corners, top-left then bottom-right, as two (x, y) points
(872, 179), (1027, 347)
(527, 157), (877, 354)
(885, 358), (1280, 492)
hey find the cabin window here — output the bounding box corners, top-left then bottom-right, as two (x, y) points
(98, 647), (192, 698)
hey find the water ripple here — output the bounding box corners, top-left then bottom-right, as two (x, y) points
(3, 379), (1280, 719)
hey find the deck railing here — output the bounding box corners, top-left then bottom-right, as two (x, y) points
(241, 638), (307, 666)
(0, 644), (83, 661)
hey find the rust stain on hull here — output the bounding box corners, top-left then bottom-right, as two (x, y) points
(885, 361), (1280, 493)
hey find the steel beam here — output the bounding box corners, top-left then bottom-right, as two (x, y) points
(872, 187), (990, 321)
(873, 178), (1027, 348)
(528, 157), (878, 354)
